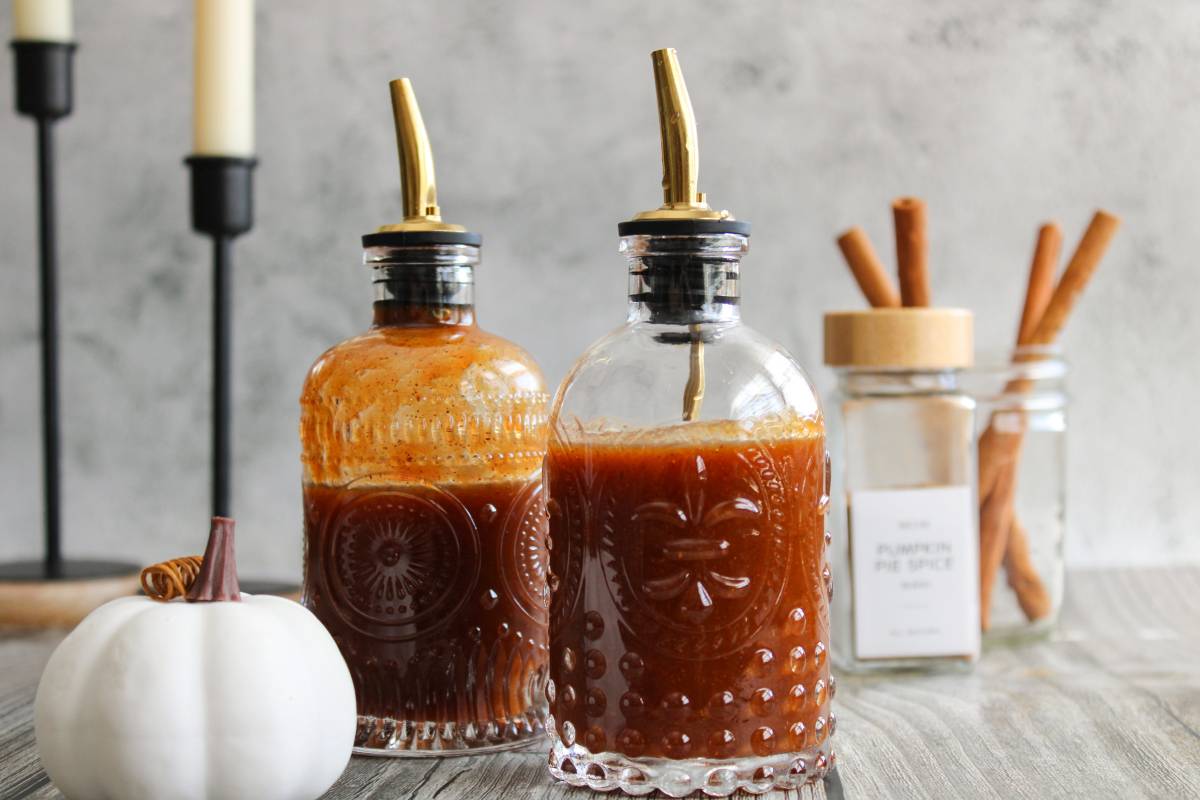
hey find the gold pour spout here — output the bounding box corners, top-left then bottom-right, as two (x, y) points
(378, 78), (465, 233)
(633, 48), (732, 222)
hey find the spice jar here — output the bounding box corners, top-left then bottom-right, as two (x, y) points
(825, 308), (980, 672)
(966, 345), (1067, 639)
(546, 49), (833, 797)
(299, 80), (550, 754)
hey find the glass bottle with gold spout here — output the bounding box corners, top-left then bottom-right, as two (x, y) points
(300, 79), (550, 755)
(546, 50), (834, 796)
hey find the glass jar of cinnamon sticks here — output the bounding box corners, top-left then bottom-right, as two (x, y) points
(967, 346), (1066, 638)
(970, 210), (1120, 641)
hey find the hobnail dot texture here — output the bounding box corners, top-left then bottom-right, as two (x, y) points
(547, 719), (833, 797)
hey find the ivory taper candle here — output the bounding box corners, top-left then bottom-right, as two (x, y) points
(12, 0), (72, 41)
(193, 0), (254, 156)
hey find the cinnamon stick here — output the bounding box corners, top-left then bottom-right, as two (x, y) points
(977, 223), (1062, 522)
(892, 197), (930, 306)
(1029, 211), (1120, 345)
(1018, 224), (1061, 346)
(837, 226), (901, 308)
(979, 426), (1021, 630)
(978, 222), (1060, 626)
(988, 223), (1062, 619)
(1004, 520), (1054, 621)
(976, 421), (1017, 511)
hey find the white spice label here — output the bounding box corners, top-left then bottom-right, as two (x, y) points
(850, 486), (980, 660)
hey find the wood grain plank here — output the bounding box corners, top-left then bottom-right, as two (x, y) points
(0, 633), (62, 800)
(2, 569), (1198, 800)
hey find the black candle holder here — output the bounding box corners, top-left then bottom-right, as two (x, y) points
(185, 156), (255, 519)
(0, 41), (140, 623)
(184, 158), (295, 598)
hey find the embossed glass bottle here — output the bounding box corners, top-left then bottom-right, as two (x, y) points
(546, 50), (833, 797)
(299, 79), (550, 755)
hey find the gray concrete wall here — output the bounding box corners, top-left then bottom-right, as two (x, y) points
(1, 1), (1193, 578)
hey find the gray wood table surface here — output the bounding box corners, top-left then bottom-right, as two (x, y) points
(2, 568), (1198, 799)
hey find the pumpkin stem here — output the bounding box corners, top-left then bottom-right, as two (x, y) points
(185, 517), (241, 602)
(141, 556), (204, 601)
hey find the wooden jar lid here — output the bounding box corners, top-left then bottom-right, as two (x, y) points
(824, 308), (974, 369)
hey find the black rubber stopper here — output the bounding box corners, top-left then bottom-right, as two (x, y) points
(362, 230), (482, 248)
(186, 156), (256, 238)
(12, 41), (75, 120)
(618, 218), (751, 237)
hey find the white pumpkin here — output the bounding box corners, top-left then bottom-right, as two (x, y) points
(35, 523), (356, 800)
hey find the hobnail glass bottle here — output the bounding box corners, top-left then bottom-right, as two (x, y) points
(545, 49), (834, 797)
(299, 79), (550, 755)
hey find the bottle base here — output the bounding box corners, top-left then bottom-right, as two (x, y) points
(352, 712), (547, 758)
(548, 732), (834, 797)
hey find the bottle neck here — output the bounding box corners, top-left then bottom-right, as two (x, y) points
(622, 233), (745, 325)
(365, 243), (478, 327)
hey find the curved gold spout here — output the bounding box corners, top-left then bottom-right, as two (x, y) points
(378, 78), (465, 233)
(654, 48), (700, 208)
(633, 48), (731, 222)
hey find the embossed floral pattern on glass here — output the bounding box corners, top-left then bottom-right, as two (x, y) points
(300, 243), (550, 756)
